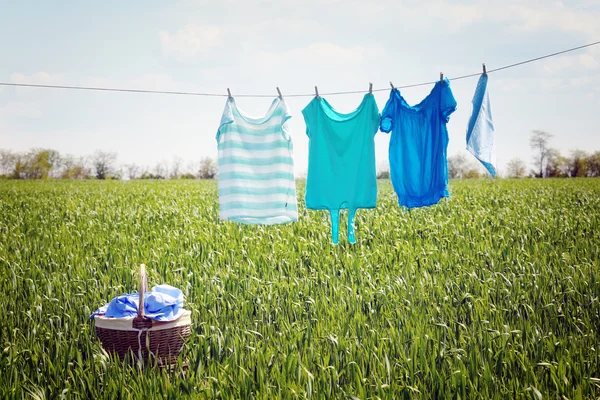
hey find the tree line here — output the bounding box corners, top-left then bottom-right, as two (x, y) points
(1, 130), (599, 180)
(447, 130), (600, 179)
(0, 149), (218, 180)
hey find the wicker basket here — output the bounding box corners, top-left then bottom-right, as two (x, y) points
(94, 264), (191, 364)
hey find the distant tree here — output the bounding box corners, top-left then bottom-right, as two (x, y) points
(26, 151), (50, 179)
(92, 151), (117, 180)
(65, 165), (89, 179)
(170, 157), (183, 179)
(545, 149), (568, 178)
(125, 164), (140, 180)
(0, 150), (15, 176)
(180, 173), (196, 179)
(568, 150), (589, 177)
(376, 170), (390, 179)
(529, 130), (553, 178)
(377, 162), (390, 179)
(46, 149), (61, 178)
(138, 166), (150, 179)
(11, 154), (26, 179)
(506, 157), (527, 178)
(588, 151), (600, 177)
(153, 161), (167, 179)
(198, 157), (217, 179)
(185, 160), (199, 178)
(20, 148), (61, 179)
(61, 154), (75, 176)
(61, 154), (90, 179)
(463, 168), (482, 179)
(448, 154), (468, 179)
(111, 168), (123, 180)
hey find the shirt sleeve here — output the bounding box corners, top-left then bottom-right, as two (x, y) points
(216, 99), (234, 143)
(440, 79), (457, 123)
(379, 89), (397, 133)
(370, 94), (381, 135)
(279, 99), (293, 141)
(301, 99), (316, 138)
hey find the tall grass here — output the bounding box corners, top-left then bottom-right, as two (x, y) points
(0, 178), (599, 399)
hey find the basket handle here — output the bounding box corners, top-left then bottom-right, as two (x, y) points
(138, 264), (147, 318)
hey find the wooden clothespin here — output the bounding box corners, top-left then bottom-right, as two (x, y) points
(227, 88), (232, 100)
(315, 86), (320, 99)
(390, 81), (395, 89)
(277, 87), (282, 99)
(482, 63), (487, 75)
(369, 82), (373, 95)
(440, 72), (444, 82)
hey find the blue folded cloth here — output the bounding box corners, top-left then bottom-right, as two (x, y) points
(92, 284), (184, 322)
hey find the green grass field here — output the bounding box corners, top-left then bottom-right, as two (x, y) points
(0, 179), (599, 399)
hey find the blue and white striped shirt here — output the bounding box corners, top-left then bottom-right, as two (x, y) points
(216, 97), (298, 224)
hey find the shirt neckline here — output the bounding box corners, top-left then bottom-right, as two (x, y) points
(231, 97), (282, 125)
(317, 93), (372, 122)
(394, 80), (444, 111)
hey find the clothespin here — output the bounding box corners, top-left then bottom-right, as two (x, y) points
(277, 87), (282, 99)
(390, 81), (395, 89)
(227, 88), (232, 100)
(369, 82), (373, 95)
(482, 63), (487, 75)
(440, 72), (444, 82)
(315, 86), (320, 99)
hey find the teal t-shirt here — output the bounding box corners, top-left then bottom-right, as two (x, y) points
(302, 94), (380, 244)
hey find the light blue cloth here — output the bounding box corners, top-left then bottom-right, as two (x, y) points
(216, 97), (298, 225)
(302, 94), (380, 245)
(92, 284), (184, 322)
(380, 79), (457, 208)
(466, 73), (496, 178)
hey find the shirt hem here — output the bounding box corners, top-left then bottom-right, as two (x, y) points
(396, 188), (449, 208)
(306, 203), (377, 211)
(220, 214), (298, 225)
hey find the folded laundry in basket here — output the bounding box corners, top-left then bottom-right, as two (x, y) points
(92, 284), (184, 322)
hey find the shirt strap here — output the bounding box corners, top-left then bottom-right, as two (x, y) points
(330, 210), (340, 245)
(348, 208), (357, 244)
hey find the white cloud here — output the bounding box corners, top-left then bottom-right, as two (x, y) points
(131, 73), (177, 91)
(541, 45), (600, 74)
(495, 78), (527, 94)
(285, 43), (365, 61)
(342, 1), (600, 37)
(257, 42), (384, 66)
(68, 74), (178, 91)
(79, 76), (119, 88)
(580, 54), (599, 69)
(506, 3), (600, 36)
(0, 101), (43, 118)
(461, 1), (600, 37)
(10, 71), (63, 85)
(72, 74), (178, 92)
(9, 72), (65, 95)
(159, 24), (222, 60)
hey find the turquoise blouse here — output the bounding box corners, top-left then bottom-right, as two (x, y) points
(302, 94), (380, 244)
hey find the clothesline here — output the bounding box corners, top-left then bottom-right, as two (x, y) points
(0, 40), (599, 98)
(216, 66), (494, 244)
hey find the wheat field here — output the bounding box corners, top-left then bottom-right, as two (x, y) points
(0, 178), (599, 399)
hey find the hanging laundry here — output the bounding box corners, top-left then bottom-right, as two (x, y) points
(380, 78), (457, 208)
(302, 94), (380, 244)
(216, 97), (298, 224)
(466, 73), (496, 177)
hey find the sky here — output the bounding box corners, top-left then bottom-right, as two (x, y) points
(1, 0), (599, 176)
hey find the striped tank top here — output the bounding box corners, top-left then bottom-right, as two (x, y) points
(216, 97), (298, 224)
